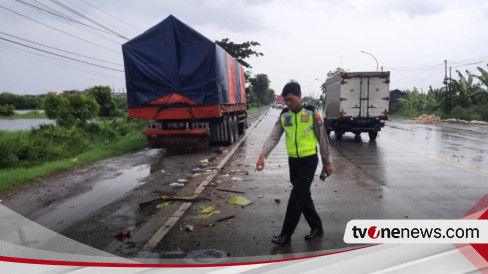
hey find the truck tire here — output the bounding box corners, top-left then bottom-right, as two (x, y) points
(232, 115), (239, 140)
(368, 130), (378, 141)
(226, 115), (235, 145)
(238, 116), (247, 135)
(354, 134), (361, 142)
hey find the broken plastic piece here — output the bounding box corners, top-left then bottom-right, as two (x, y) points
(230, 169), (249, 175)
(227, 196), (252, 206)
(177, 179), (189, 183)
(200, 159), (209, 167)
(170, 183), (184, 187)
(201, 206), (215, 214)
(185, 225), (194, 232)
(193, 213), (213, 219)
(217, 215), (236, 222)
(274, 199), (281, 204)
(156, 201), (171, 209)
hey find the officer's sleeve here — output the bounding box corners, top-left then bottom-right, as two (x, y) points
(260, 117), (284, 158)
(313, 109), (332, 164)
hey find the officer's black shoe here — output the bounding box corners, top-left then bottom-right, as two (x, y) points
(305, 229), (324, 241)
(272, 234), (291, 245)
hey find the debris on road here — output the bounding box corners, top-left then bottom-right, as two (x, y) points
(216, 188), (245, 194)
(217, 215), (236, 222)
(193, 213), (213, 219)
(200, 159), (209, 167)
(227, 196), (252, 206)
(170, 183), (185, 188)
(200, 205), (215, 214)
(230, 169), (249, 176)
(139, 196), (210, 209)
(231, 177), (244, 181)
(185, 225), (194, 232)
(156, 201), (172, 209)
(274, 199), (281, 204)
(69, 204), (75, 208)
(114, 227), (135, 241)
(177, 179), (189, 183)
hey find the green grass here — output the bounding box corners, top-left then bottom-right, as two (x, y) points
(0, 111), (47, 119)
(0, 133), (146, 194)
(247, 105), (268, 113)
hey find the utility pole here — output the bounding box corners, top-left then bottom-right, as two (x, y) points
(449, 66), (452, 114)
(444, 60), (448, 114)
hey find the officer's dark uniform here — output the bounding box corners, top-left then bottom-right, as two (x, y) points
(260, 104), (332, 238)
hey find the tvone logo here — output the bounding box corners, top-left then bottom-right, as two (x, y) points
(368, 226), (380, 239)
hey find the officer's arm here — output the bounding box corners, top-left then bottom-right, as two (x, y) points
(260, 118), (284, 159)
(313, 109), (332, 167)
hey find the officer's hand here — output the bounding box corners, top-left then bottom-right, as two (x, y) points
(255, 155), (265, 172)
(324, 163), (333, 176)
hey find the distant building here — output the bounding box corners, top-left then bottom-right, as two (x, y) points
(62, 90), (87, 96)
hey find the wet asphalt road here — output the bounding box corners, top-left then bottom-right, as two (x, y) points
(2, 108), (487, 264)
(146, 109), (488, 263)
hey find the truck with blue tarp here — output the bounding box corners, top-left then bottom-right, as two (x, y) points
(122, 15), (247, 148)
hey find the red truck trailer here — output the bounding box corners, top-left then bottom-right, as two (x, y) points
(122, 15), (247, 149)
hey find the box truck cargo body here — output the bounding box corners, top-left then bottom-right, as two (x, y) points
(122, 15), (247, 148)
(323, 71), (390, 141)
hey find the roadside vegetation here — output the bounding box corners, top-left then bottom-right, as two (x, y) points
(391, 64), (488, 122)
(0, 86), (146, 194)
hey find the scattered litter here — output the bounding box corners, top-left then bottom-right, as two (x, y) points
(114, 227), (135, 240)
(217, 215), (236, 222)
(231, 177), (244, 181)
(274, 199), (281, 204)
(189, 173), (202, 178)
(230, 169), (249, 175)
(161, 170), (165, 173)
(257, 195), (263, 198)
(192, 167), (218, 172)
(71, 157), (78, 162)
(69, 204), (75, 208)
(185, 225), (194, 232)
(200, 206), (215, 214)
(200, 159), (209, 167)
(170, 183), (184, 188)
(208, 182), (217, 187)
(217, 188), (245, 194)
(202, 172), (212, 176)
(139, 196), (210, 209)
(156, 201), (172, 209)
(177, 179), (189, 183)
(193, 213), (214, 219)
(227, 196), (252, 206)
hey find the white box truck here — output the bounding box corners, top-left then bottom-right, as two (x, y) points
(323, 71), (390, 141)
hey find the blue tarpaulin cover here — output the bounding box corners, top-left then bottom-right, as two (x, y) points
(122, 15), (242, 108)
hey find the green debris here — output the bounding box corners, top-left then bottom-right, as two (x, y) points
(156, 201), (171, 209)
(193, 212), (214, 219)
(227, 196), (252, 206)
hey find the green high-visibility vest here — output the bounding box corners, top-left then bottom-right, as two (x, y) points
(280, 107), (318, 158)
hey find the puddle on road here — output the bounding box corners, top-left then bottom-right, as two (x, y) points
(33, 164), (150, 232)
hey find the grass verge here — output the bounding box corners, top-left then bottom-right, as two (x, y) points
(0, 133), (146, 195)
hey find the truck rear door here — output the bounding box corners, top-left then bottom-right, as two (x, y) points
(339, 77), (362, 117)
(366, 76), (389, 116)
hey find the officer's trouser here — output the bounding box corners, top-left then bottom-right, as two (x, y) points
(281, 154), (322, 236)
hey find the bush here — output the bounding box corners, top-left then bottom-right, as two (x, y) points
(87, 86), (118, 117)
(43, 94), (99, 128)
(0, 105), (15, 116)
(450, 106), (482, 121)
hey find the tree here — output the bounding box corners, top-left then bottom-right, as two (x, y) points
(318, 67), (347, 94)
(87, 86), (117, 117)
(215, 38), (263, 68)
(43, 94), (99, 128)
(248, 74), (270, 106)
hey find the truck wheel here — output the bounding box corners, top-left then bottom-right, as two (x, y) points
(335, 132), (343, 140)
(238, 117), (247, 135)
(232, 115), (239, 140)
(354, 133), (361, 142)
(368, 130), (378, 141)
(226, 115), (235, 145)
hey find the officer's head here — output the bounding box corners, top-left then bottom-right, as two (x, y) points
(282, 80), (302, 112)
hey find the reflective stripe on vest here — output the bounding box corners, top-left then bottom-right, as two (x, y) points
(280, 108), (318, 158)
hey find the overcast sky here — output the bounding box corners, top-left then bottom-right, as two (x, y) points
(1, 0), (488, 98)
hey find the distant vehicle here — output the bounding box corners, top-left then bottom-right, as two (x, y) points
(275, 95), (285, 108)
(323, 71), (390, 141)
(123, 15), (247, 149)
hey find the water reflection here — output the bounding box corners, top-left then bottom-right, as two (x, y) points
(0, 119), (54, 131)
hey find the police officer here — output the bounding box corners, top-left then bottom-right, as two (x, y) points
(255, 80), (333, 245)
